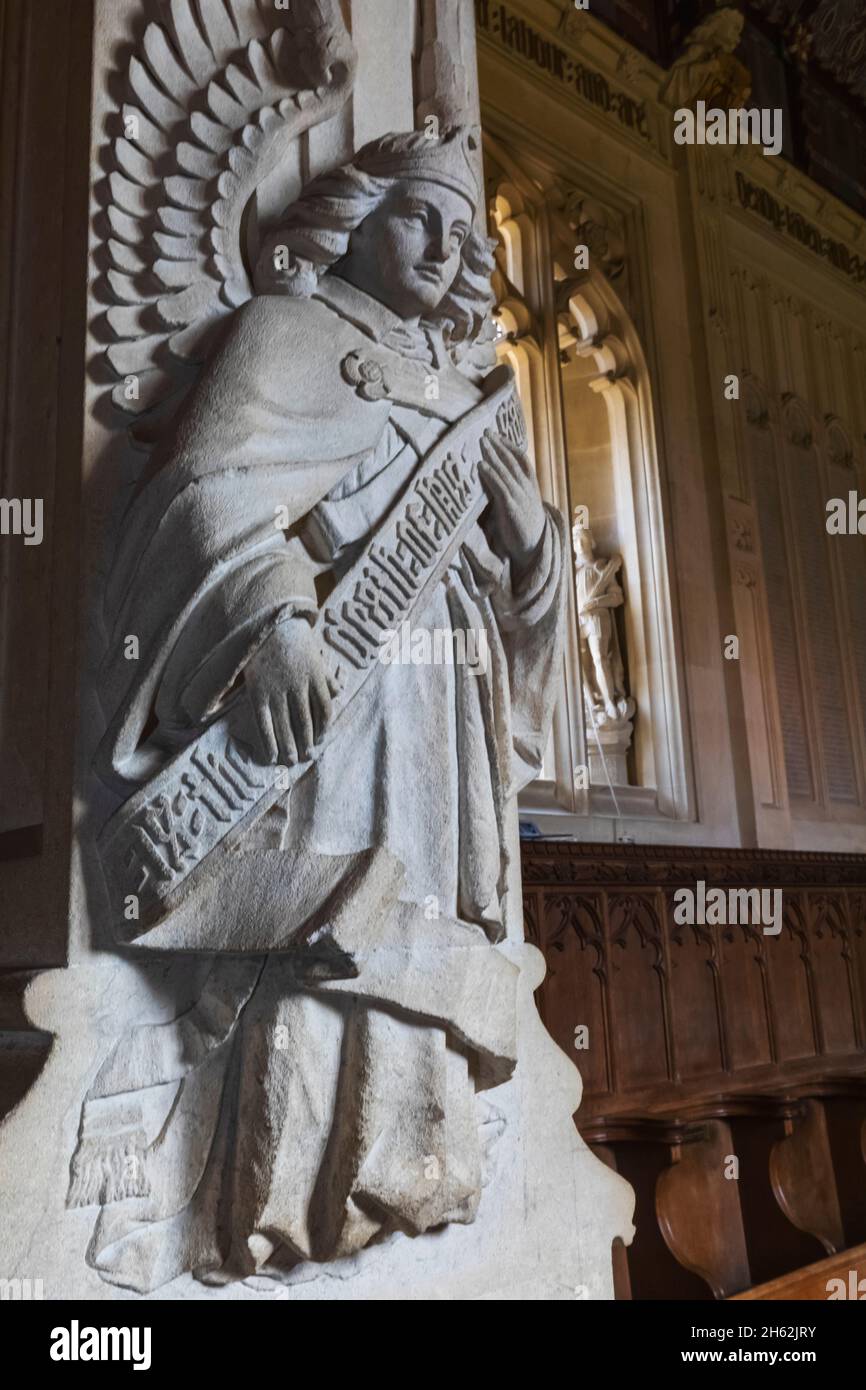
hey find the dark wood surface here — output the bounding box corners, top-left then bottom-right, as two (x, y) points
(522, 841), (866, 1298)
(522, 843), (866, 1117)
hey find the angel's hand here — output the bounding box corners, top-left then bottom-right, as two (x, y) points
(479, 431), (546, 578)
(244, 618), (337, 766)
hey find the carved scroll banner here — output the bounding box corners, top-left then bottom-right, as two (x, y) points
(99, 366), (527, 938)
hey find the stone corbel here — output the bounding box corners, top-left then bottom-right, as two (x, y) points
(781, 392), (815, 449)
(560, 191), (626, 283)
(824, 415), (856, 471)
(741, 372), (771, 430)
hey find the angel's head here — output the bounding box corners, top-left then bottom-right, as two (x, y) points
(254, 128), (494, 348)
(337, 177), (474, 319)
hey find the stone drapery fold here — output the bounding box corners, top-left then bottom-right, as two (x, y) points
(79, 279), (567, 1290)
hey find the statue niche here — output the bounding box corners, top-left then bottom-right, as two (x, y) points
(573, 518), (635, 789)
(71, 0), (568, 1292)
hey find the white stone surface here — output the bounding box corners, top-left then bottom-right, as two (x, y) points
(0, 945), (633, 1300)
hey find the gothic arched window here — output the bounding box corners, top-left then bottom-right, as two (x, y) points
(486, 137), (690, 826)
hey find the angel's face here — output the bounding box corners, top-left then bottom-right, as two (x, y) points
(342, 178), (473, 319)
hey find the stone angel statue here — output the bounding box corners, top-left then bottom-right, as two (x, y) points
(70, 0), (570, 1293)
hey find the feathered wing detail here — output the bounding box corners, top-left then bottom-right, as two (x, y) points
(105, 0), (357, 445)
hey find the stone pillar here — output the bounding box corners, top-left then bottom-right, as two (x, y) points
(0, 0), (634, 1301)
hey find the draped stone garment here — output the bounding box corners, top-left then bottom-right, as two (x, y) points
(75, 278), (567, 1292)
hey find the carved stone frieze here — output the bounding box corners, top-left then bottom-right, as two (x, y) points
(521, 841), (866, 889)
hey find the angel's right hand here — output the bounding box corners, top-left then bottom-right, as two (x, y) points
(244, 618), (336, 766)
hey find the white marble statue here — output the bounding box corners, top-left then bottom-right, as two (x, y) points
(69, 2), (571, 1294)
(573, 522), (633, 724)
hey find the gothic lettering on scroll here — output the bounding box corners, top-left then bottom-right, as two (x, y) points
(324, 452), (478, 669)
(124, 741), (268, 898)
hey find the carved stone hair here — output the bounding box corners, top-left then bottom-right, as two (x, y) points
(254, 131), (495, 350)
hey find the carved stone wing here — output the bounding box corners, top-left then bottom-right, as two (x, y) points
(104, 0), (357, 445)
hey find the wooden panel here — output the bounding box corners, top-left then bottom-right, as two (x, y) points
(667, 899), (725, 1080)
(536, 892), (611, 1098)
(522, 843), (866, 1112)
(822, 1093), (866, 1247)
(809, 894), (859, 1056)
(608, 893), (670, 1092)
(719, 922), (773, 1071)
(523, 844), (866, 1300)
(766, 899), (818, 1061)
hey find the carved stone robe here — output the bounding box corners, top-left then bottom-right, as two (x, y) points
(74, 276), (567, 1292)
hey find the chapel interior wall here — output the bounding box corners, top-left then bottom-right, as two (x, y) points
(479, 0), (866, 855)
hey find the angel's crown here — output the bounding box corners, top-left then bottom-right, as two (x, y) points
(356, 127), (482, 209)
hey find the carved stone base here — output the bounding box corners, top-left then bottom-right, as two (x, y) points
(586, 714), (635, 788)
(0, 945), (634, 1300)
